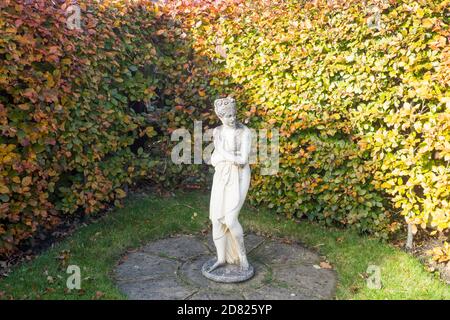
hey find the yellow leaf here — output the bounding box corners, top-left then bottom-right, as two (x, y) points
(115, 188), (126, 198)
(22, 176), (32, 186)
(422, 18), (434, 29)
(145, 126), (156, 138)
(45, 73), (55, 88)
(0, 185), (9, 194)
(380, 182), (390, 189)
(2, 154), (13, 163)
(416, 8), (424, 18)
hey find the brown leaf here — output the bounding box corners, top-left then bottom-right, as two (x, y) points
(45, 287), (55, 294)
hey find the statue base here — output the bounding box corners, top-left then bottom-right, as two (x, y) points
(201, 258), (254, 283)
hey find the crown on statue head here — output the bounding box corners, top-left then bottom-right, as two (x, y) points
(214, 96), (236, 117)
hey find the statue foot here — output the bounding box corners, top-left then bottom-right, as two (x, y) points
(208, 259), (226, 272)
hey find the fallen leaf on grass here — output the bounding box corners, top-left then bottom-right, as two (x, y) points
(94, 291), (104, 299)
(45, 287), (55, 294)
(320, 261), (332, 269)
(358, 272), (368, 279)
(350, 285), (359, 293)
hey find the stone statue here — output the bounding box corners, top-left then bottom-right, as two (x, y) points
(202, 96), (254, 282)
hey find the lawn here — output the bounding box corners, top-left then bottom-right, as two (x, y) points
(0, 190), (448, 300)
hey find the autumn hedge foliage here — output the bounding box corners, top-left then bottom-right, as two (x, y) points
(1, 0), (449, 257)
(0, 0), (170, 256)
(159, 0), (449, 239)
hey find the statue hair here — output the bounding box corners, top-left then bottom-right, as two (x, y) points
(214, 97), (236, 118)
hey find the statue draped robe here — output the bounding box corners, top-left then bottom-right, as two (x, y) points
(209, 124), (251, 265)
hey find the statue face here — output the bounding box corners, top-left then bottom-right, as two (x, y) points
(219, 109), (237, 128)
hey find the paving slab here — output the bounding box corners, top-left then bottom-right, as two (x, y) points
(114, 233), (336, 300)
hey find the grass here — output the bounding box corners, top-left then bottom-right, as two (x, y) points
(0, 190), (448, 300)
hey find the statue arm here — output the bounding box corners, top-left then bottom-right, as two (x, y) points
(215, 142), (236, 163)
(211, 128), (235, 166)
(233, 128), (251, 165)
(214, 130), (237, 163)
(213, 127), (251, 165)
(210, 129), (223, 167)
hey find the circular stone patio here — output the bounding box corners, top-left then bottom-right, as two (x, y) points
(113, 233), (337, 300)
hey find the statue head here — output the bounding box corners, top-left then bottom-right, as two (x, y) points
(214, 97), (237, 128)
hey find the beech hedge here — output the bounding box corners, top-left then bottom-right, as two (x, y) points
(0, 0), (165, 256)
(160, 0), (449, 239)
(0, 0), (448, 256)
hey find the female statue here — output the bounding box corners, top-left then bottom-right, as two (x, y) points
(207, 96), (252, 274)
